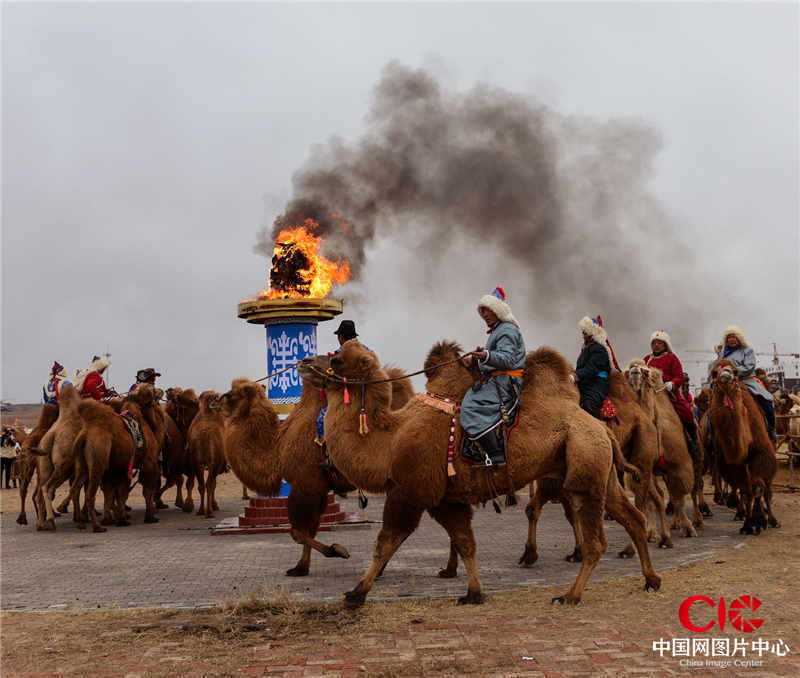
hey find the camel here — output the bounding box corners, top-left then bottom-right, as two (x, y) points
(775, 392), (800, 455)
(72, 384), (165, 531)
(624, 360), (699, 536)
(520, 369), (672, 568)
(158, 388), (199, 509)
(16, 404), (59, 525)
(184, 391), (227, 518)
(29, 385), (85, 530)
(221, 367), (415, 577)
(708, 360), (779, 535)
(299, 340), (660, 606)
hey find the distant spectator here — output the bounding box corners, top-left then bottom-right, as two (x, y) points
(1, 427), (18, 489)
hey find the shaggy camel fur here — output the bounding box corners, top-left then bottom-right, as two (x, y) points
(16, 404), (58, 525)
(30, 385), (85, 530)
(300, 340), (660, 607)
(184, 391), (226, 518)
(520, 370), (671, 569)
(625, 361), (699, 536)
(221, 368), (415, 577)
(158, 388), (199, 509)
(708, 360), (779, 535)
(73, 385), (165, 531)
(775, 392), (800, 455)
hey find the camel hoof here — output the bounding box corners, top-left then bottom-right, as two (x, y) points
(682, 526), (697, 538)
(645, 575), (662, 592)
(658, 537), (674, 549)
(144, 515), (159, 524)
(700, 503), (713, 517)
(343, 590), (367, 607)
(518, 544), (538, 567)
(174, 499), (184, 509)
(212, 502), (220, 511)
(618, 547), (635, 559)
(551, 594), (580, 606)
(713, 493), (725, 506)
(768, 518), (780, 528)
(665, 501), (674, 516)
(53, 510), (62, 517)
(565, 549), (583, 563)
(16, 515), (27, 525)
(326, 543), (350, 559)
(438, 567), (458, 579)
(116, 518), (131, 527)
(739, 523), (754, 535)
(182, 501), (194, 514)
(726, 495), (739, 510)
(457, 590), (485, 605)
(40, 519), (56, 532)
(285, 565), (309, 577)
(156, 501), (169, 510)
(93, 525), (107, 533)
(734, 511), (745, 521)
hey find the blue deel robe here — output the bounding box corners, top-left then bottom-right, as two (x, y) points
(460, 322), (526, 439)
(717, 346), (773, 402)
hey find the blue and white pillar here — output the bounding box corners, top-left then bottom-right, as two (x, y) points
(265, 321), (318, 410)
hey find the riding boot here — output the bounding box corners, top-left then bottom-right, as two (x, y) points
(467, 427), (506, 466)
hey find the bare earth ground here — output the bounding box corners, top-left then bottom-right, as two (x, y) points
(1, 470), (799, 677)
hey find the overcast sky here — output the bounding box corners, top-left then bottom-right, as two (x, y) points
(2, 2), (798, 402)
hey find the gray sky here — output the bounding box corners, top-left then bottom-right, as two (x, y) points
(2, 2), (798, 401)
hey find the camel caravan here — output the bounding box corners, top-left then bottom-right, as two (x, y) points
(14, 289), (788, 607)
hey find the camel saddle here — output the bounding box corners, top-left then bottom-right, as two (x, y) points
(119, 410), (145, 452)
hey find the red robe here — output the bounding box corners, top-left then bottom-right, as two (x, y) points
(80, 371), (109, 400)
(643, 351), (695, 427)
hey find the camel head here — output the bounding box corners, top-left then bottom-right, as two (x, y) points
(165, 387), (183, 402)
(774, 392), (795, 416)
(198, 390), (222, 414)
(710, 359), (738, 391)
(219, 378), (268, 418)
(624, 359), (651, 395)
(423, 340), (475, 399)
(126, 383), (157, 411)
(298, 339), (383, 389)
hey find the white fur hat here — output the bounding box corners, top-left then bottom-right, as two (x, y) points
(579, 316), (616, 368)
(74, 358), (110, 391)
(477, 286), (519, 327)
(650, 330), (672, 352)
(720, 325), (748, 348)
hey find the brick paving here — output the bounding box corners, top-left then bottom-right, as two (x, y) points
(2, 492), (750, 612)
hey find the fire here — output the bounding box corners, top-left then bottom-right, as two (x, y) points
(262, 219), (350, 299)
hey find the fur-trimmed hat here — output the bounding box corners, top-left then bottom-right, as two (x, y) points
(650, 330), (672, 352)
(74, 358), (110, 392)
(720, 325), (748, 348)
(579, 316), (616, 369)
(477, 286), (519, 327)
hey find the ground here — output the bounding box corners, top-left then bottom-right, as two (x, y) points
(2, 468), (799, 677)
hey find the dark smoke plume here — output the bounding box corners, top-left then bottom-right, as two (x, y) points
(256, 61), (700, 348)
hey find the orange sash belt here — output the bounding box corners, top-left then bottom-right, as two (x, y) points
(491, 369), (524, 378)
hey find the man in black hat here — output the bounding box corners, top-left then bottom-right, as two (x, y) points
(333, 320), (358, 346)
(130, 367), (161, 393)
(316, 321), (366, 450)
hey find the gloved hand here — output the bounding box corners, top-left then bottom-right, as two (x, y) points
(569, 374), (576, 384)
(664, 381), (674, 391)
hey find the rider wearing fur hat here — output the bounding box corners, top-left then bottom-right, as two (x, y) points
(75, 357), (112, 401)
(644, 330), (698, 448)
(42, 361), (70, 405)
(716, 326), (775, 439)
(574, 317), (613, 419)
(461, 286), (526, 466)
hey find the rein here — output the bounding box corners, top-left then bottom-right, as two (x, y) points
(304, 354), (471, 386)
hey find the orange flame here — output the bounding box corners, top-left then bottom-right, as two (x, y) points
(264, 219), (350, 299)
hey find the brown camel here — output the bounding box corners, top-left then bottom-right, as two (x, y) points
(29, 384), (84, 530)
(625, 360), (698, 536)
(158, 388), (199, 509)
(184, 391), (226, 518)
(221, 367), (415, 577)
(520, 369), (671, 569)
(299, 340), (660, 606)
(16, 404), (59, 525)
(72, 384), (165, 531)
(708, 360), (779, 534)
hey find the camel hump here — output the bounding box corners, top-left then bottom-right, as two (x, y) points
(384, 365), (414, 409)
(524, 346), (573, 381)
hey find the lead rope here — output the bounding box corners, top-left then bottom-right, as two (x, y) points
(359, 384), (369, 436)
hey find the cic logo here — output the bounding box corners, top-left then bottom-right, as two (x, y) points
(679, 595), (764, 633)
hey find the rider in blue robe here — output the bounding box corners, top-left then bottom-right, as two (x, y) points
(460, 287), (526, 465)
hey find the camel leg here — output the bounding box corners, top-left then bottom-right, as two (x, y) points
(143, 471), (160, 524)
(16, 459), (36, 525)
(605, 473), (662, 593)
(196, 470), (206, 516)
(183, 472), (195, 513)
(519, 478), (566, 566)
(156, 476), (175, 509)
(40, 466), (68, 530)
(241, 483), (249, 500)
(174, 475), (184, 508)
(763, 481), (780, 528)
(649, 478), (673, 549)
(552, 491), (607, 605)
(286, 489), (348, 577)
(84, 461), (106, 534)
(344, 488), (424, 607)
(439, 543), (459, 578)
(204, 471), (217, 518)
(620, 468), (654, 557)
(428, 502), (483, 604)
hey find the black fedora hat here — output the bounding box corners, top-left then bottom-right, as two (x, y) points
(136, 368), (162, 383)
(334, 320), (358, 340)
